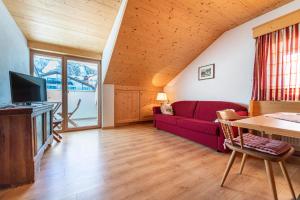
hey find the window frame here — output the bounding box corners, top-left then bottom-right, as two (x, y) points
(30, 50), (102, 131)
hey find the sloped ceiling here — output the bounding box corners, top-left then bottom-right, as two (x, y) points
(3, 0), (121, 54)
(104, 0), (291, 87)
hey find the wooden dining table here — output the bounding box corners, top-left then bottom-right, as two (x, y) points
(231, 113), (300, 139)
(231, 113), (300, 200)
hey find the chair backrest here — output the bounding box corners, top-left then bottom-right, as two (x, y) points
(53, 102), (61, 114)
(70, 99), (82, 115)
(216, 109), (243, 120)
(217, 109), (244, 148)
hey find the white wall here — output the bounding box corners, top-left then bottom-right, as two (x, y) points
(165, 0), (300, 106)
(0, 1), (29, 105)
(102, 84), (114, 127)
(102, 0), (127, 82)
(101, 0), (127, 127)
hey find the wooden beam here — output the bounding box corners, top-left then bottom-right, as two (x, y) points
(28, 41), (102, 60)
(253, 9), (300, 38)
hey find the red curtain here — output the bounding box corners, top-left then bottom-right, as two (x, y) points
(252, 23), (300, 101)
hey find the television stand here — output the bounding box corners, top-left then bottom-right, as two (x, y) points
(0, 104), (53, 187)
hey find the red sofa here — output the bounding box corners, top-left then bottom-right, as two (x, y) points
(153, 101), (248, 152)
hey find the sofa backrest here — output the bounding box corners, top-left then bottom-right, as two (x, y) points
(171, 101), (198, 118)
(194, 101), (248, 121)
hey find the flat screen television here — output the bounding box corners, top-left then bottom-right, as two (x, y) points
(9, 71), (47, 104)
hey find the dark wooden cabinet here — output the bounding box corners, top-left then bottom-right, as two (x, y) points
(46, 111), (52, 138)
(36, 114), (44, 151)
(0, 104), (53, 187)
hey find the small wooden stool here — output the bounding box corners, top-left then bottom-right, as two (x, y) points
(53, 119), (63, 142)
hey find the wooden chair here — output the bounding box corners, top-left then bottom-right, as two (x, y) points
(58, 99), (81, 127)
(217, 109), (249, 174)
(52, 102), (62, 121)
(217, 109), (296, 200)
(53, 119), (63, 142)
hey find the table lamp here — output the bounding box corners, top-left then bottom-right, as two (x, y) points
(156, 92), (168, 105)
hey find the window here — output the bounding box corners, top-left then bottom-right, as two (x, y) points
(31, 51), (101, 129)
(252, 24), (300, 101)
(33, 54), (62, 90)
(33, 55), (98, 92)
(269, 46), (300, 90)
(66, 60), (98, 91)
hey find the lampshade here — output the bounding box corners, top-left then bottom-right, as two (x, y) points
(156, 92), (168, 101)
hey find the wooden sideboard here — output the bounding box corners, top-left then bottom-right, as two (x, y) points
(0, 104), (53, 187)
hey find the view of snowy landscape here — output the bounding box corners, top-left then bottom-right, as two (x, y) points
(33, 55), (98, 91)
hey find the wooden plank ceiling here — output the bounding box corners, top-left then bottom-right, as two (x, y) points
(104, 0), (291, 87)
(3, 0), (121, 56)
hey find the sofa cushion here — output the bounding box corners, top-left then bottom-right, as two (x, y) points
(177, 118), (219, 135)
(171, 101), (198, 118)
(194, 101), (248, 121)
(155, 114), (183, 125)
(160, 104), (174, 115)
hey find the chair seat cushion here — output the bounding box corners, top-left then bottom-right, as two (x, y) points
(232, 133), (291, 155)
(177, 118), (219, 135)
(155, 114), (184, 125)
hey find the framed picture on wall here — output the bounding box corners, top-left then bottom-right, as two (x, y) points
(198, 64), (215, 80)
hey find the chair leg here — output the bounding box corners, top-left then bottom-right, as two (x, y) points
(54, 131), (63, 139)
(53, 134), (61, 143)
(264, 160), (278, 200)
(279, 161), (296, 200)
(221, 150), (236, 187)
(68, 119), (78, 127)
(239, 153), (247, 175)
(53, 128), (63, 139)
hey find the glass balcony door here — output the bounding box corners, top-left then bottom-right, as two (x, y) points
(32, 52), (63, 131)
(31, 51), (101, 132)
(64, 57), (100, 130)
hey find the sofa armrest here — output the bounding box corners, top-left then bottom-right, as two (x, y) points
(153, 106), (162, 115)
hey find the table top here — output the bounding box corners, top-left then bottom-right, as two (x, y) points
(231, 114), (300, 139)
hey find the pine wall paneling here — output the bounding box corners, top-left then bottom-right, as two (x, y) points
(3, 0), (121, 53)
(114, 85), (161, 125)
(104, 0), (292, 88)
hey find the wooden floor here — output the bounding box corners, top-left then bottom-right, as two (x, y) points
(0, 123), (299, 200)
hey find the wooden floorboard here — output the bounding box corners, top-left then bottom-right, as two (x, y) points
(0, 123), (299, 200)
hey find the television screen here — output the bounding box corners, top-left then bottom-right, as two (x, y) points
(9, 71), (47, 103)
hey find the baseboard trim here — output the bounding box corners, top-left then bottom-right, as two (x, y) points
(115, 120), (153, 127)
(101, 126), (115, 130)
